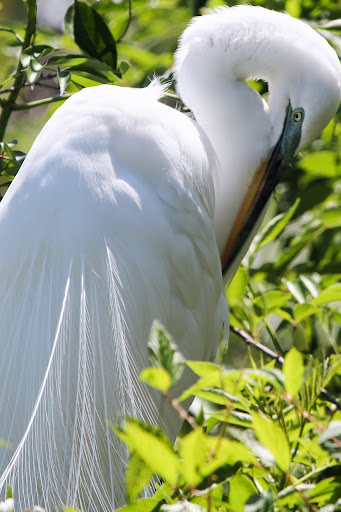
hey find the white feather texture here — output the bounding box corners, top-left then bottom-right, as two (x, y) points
(0, 5), (340, 512)
(0, 84), (227, 510)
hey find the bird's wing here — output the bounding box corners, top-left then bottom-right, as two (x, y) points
(0, 85), (227, 511)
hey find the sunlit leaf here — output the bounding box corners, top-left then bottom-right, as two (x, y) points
(312, 284), (341, 306)
(307, 477), (341, 506)
(227, 266), (248, 306)
(140, 367), (172, 392)
(299, 151), (341, 178)
(253, 290), (291, 314)
(252, 414), (291, 471)
(116, 498), (160, 512)
(228, 474), (258, 512)
(161, 502), (206, 511)
(126, 452), (154, 502)
(121, 421), (179, 484)
(283, 347), (304, 397)
(293, 303), (320, 323)
(285, 0), (301, 17)
(179, 429), (207, 487)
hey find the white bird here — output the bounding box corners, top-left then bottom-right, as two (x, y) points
(0, 5), (340, 512)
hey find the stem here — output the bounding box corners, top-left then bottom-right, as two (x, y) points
(0, 73), (59, 95)
(0, 0), (37, 141)
(3, 94), (72, 111)
(116, 0), (132, 43)
(164, 391), (197, 430)
(286, 473), (318, 512)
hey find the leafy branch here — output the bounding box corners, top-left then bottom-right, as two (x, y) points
(230, 325), (341, 410)
(0, 0), (37, 141)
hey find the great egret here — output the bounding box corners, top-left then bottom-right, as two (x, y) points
(0, 5), (340, 512)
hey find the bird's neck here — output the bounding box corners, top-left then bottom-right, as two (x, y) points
(183, 76), (271, 256)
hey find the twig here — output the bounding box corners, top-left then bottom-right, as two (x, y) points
(0, 27), (24, 44)
(286, 473), (318, 512)
(116, 0), (132, 43)
(164, 391), (197, 430)
(0, 0), (37, 141)
(230, 325), (341, 410)
(0, 94), (72, 111)
(231, 325), (284, 364)
(0, 72), (59, 95)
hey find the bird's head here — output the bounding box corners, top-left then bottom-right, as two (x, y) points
(267, 15), (340, 156)
(175, 6), (340, 274)
(222, 26), (340, 272)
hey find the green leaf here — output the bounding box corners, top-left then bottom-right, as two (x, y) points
(299, 151), (341, 178)
(252, 414), (291, 471)
(293, 303), (320, 323)
(148, 321), (185, 385)
(226, 266), (248, 307)
(312, 284), (341, 306)
(161, 503), (206, 512)
(65, 0), (117, 70)
(256, 198), (300, 250)
(203, 438), (256, 476)
(122, 421), (179, 484)
(228, 474), (258, 512)
(126, 452), (154, 502)
(283, 347), (304, 397)
(48, 55), (117, 82)
(253, 290), (291, 314)
(119, 61), (130, 75)
(186, 361), (220, 378)
(140, 367), (172, 392)
(321, 207), (341, 228)
(276, 227), (324, 269)
(116, 498), (160, 512)
(179, 429), (207, 487)
(307, 477), (341, 506)
(285, 0), (301, 17)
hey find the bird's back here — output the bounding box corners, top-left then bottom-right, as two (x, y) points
(0, 84), (227, 511)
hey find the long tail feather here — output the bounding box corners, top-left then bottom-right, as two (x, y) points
(0, 241), (171, 511)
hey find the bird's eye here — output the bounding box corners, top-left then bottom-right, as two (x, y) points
(293, 111), (303, 122)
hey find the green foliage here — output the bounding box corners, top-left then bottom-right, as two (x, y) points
(112, 325), (341, 511)
(147, 321), (185, 386)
